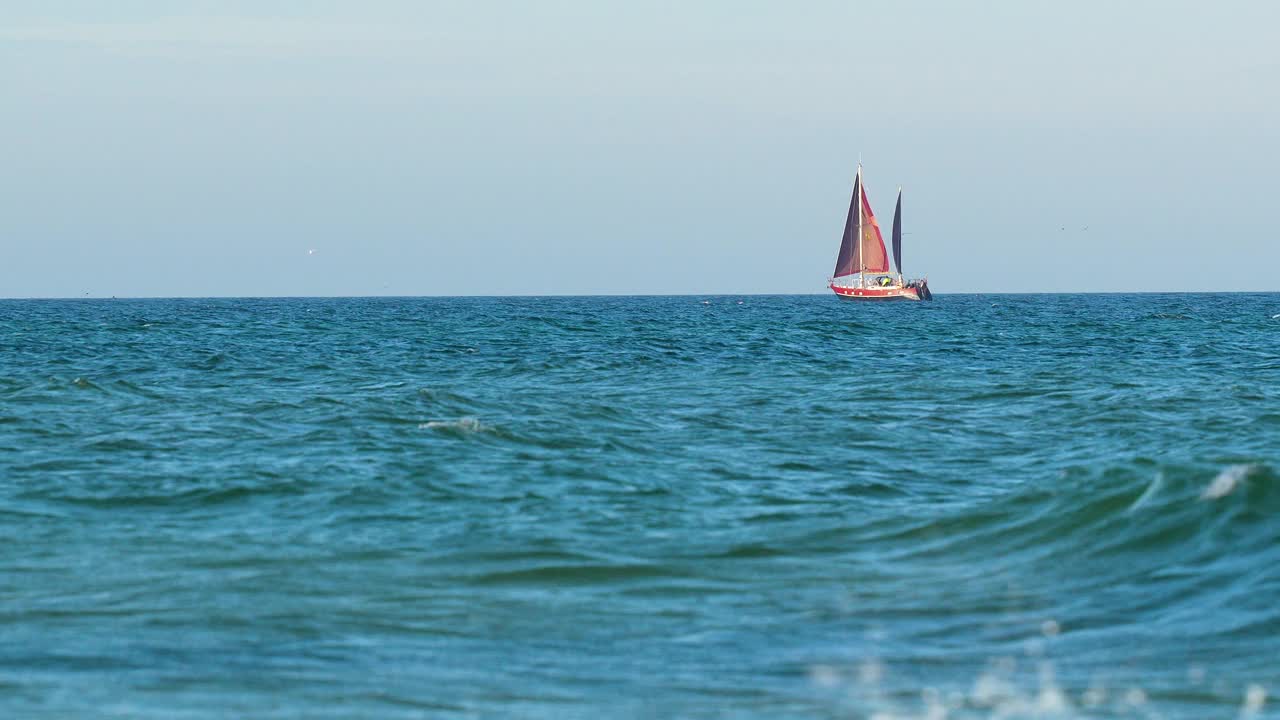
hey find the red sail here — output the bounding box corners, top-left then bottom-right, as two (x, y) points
(859, 189), (890, 273)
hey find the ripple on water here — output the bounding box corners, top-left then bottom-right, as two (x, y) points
(0, 294), (1276, 718)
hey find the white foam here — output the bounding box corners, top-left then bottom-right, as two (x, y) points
(807, 664), (840, 688)
(419, 417), (483, 432)
(815, 653), (1268, 719)
(1202, 464), (1254, 500)
(1035, 662), (1073, 714)
(971, 668), (1017, 708)
(1128, 472), (1164, 512)
(858, 658), (885, 685)
(1242, 683), (1267, 717)
(1081, 685), (1107, 708)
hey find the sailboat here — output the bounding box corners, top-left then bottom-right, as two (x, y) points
(828, 164), (932, 301)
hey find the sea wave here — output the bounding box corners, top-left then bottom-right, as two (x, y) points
(1, 295), (1277, 718)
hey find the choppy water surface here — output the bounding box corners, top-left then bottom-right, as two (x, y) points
(1, 294), (1278, 718)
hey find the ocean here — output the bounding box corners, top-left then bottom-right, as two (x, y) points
(1, 294), (1277, 718)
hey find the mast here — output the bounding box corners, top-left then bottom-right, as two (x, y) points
(857, 163), (864, 288)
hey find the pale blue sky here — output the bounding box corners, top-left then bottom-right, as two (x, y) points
(3, 1), (1277, 296)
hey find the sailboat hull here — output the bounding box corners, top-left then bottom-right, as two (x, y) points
(829, 284), (922, 301)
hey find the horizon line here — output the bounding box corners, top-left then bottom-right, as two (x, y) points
(3, 290), (1279, 301)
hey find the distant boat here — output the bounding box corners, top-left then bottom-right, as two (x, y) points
(828, 164), (932, 301)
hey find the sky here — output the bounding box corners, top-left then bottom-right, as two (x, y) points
(2, 0), (1278, 296)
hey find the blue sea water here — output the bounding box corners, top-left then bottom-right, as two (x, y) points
(1, 294), (1277, 719)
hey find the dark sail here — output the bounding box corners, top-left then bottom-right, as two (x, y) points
(832, 175), (860, 278)
(891, 189), (902, 275)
